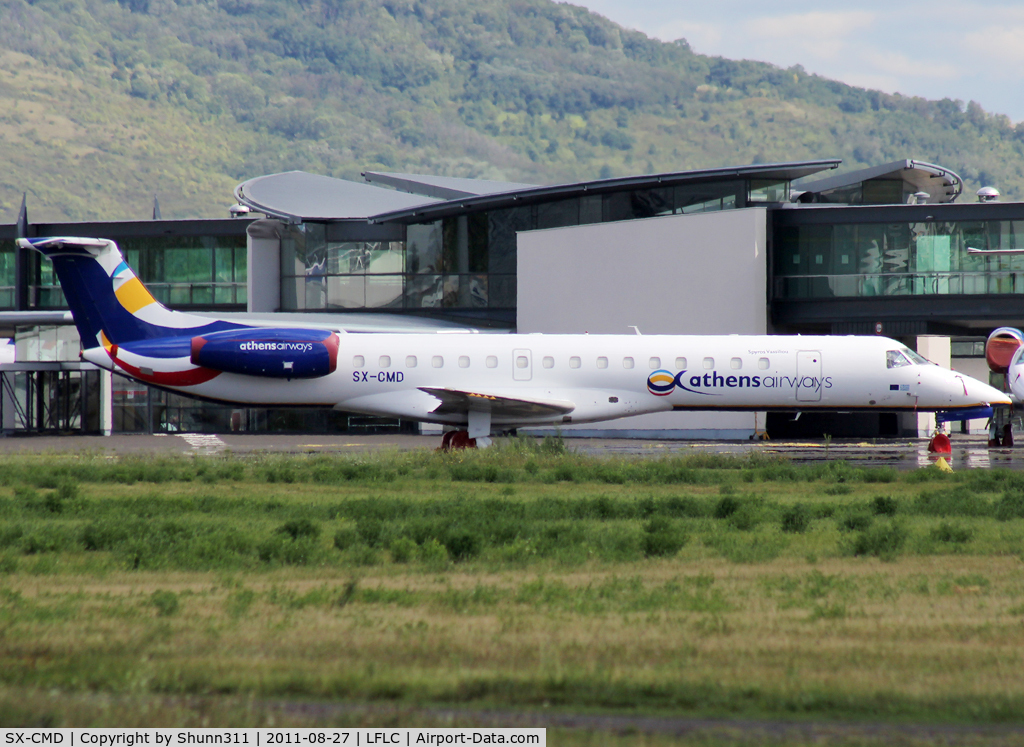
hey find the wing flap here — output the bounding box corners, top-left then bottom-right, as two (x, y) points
(418, 387), (575, 419)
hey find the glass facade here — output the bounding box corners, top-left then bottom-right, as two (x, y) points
(281, 223), (408, 311)
(0, 241), (14, 309)
(28, 234), (247, 310)
(775, 219), (1024, 299)
(0, 369), (101, 433)
(278, 181), (770, 315)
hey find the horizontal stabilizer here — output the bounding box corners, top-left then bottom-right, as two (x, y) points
(419, 387), (575, 419)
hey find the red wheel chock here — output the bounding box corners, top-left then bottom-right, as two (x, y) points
(927, 432), (952, 454)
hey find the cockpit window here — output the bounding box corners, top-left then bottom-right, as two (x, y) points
(902, 348), (929, 365)
(1017, 348), (1024, 365)
(886, 350), (911, 369)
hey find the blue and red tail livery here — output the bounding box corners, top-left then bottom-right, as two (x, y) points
(17, 237), (242, 348)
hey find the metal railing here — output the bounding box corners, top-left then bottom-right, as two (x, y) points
(775, 271), (1024, 299)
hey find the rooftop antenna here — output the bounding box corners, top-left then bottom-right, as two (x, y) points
(977, 186), (1000, 203)
(152, 194), (162, 220)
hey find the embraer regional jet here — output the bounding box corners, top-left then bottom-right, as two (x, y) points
(19, 237), (1010, 447)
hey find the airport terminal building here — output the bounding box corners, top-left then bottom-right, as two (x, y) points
(1, 157), (1019, 439)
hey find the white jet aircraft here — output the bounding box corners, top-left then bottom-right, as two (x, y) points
(19, 237), (1010, 447)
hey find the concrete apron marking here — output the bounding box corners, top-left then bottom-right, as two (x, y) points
(178, 433), (227, 455)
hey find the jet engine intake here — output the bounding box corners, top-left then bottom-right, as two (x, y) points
(191, 328), (339, 379)
(985, 327), (1024, 373)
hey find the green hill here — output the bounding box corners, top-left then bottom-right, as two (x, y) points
(2, 0), (1024, 222)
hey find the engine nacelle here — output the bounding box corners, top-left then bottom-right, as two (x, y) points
(985, 327), (1024, 373)
(191, 328), (339, 379)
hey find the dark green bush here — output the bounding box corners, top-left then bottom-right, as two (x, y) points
(714, 496), (740, 519)
(913, 488), (991, 518)
(930, 522), (973, 544)
(389, 537), (417, 563)
(781, 504), (810, 534)
(728, 503), (761, 531)
(258, 536), (319, 565)
(838, 512), (873, 532)
(641, 517), (686, 558)
(872, 496), (898, 516)
(276, 519), (320, 541)
(851, 521), (907, 560)
(443, 533), (480, 561)
(357, 519), (384, 547)
(995, 491), (1024, 521)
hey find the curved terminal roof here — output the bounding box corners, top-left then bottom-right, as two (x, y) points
(235, 171), (440, 222)
(368, 160), (842, 224)
(362, 171), (539, 200)
(235, 161), (841, 225)
(794, 160), (963, 203)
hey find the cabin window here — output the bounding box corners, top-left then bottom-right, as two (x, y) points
(597, 356), (608, 369)
(485, 355), (498, 368)
(623, 357), (634, 369)
(379, 355), (391, 368)
(432, 355), (444, 368)
(703, 357), (714, 369)
(406, 355), (417, 367)
(569, 356), (581, 369)
(758, 357), (769, 370)
(886, 350), (911, 369)
(353, 355), (365, 368)
(649, 357), (660, 369)
(542, 356), (554, 368)
(730, 357), (742, 370)
(675, 357), (687, 369)
(458, 356), (470, 368)
(516, 355), (529, 369)
(902, 348), (929, 365)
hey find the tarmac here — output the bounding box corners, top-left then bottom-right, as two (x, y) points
(0, 431), (1017, 470)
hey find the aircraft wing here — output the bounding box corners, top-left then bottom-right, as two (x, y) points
(418, 387), (575, 419)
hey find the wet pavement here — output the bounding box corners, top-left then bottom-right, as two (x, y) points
(0, 432), (1019, 470)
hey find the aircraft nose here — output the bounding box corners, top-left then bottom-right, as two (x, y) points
(964, 375), (1012, 406)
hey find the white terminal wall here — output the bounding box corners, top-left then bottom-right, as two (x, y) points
(517, 208), (768, 438)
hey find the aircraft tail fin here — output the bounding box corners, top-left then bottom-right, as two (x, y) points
(16, 237), (239, 348)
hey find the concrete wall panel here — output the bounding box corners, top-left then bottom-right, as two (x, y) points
(517, 208), (767, 437)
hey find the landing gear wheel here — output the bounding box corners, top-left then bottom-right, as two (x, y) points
(449, 431), (476, 449)
(438, 430), (476, 451)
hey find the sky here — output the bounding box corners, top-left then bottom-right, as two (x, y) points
(571, 0), (1024, 123)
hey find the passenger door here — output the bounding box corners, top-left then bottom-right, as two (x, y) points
(796, 350), (822, 402)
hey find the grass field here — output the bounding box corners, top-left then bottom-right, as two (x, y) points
(1, 439), (1024, 742)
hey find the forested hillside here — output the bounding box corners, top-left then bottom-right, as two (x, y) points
(2, 0), (1024, 222)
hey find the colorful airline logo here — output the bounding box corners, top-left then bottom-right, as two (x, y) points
(647, 370), (676, 396)
(647, 369), (833, 396)
(239, 341), (315, 353)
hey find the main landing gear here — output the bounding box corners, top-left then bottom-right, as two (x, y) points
(439, 430), (475, 450)
(438, 430), (494, 451)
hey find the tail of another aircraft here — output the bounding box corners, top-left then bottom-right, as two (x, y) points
(17, 237), (240, 349)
